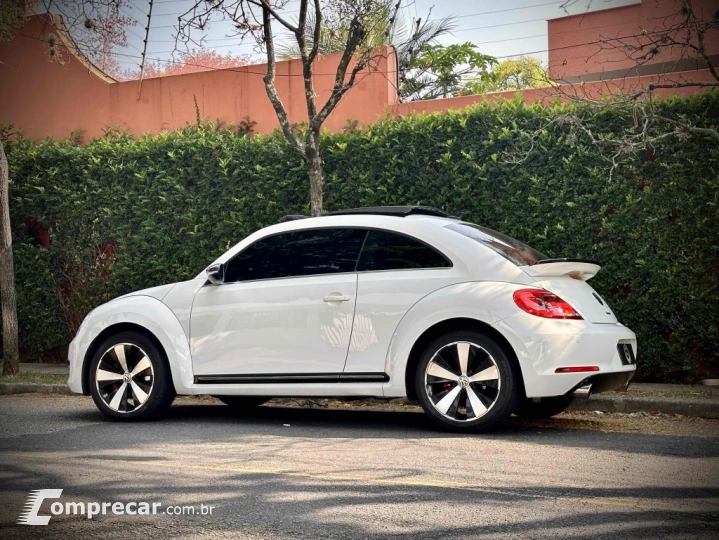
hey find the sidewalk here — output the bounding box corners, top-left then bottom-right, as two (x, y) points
(3, 363), (719, 419)
(19, 362), (69, 375)
(568, 381), (719, 418)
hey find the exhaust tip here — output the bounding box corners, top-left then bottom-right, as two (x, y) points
(572, 383), (592, 399)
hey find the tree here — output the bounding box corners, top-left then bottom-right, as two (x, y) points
(0, 0), (134, 375)
(0, 2), (30, 375)
(34, 0), (136, 79)
(0, 141), (18, 376)
(276, 6), (495, 102)
(507, 0), (719, 176)
(177, 0), (398, 216)
(462, 57), (551, 95)
(276, 0), (397, 59)
(0, 0), (26, 42)
(401, 42), (495, 100)
(115, 50), (253, 80)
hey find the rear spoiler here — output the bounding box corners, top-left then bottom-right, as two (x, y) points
(522, 258), (601, 281)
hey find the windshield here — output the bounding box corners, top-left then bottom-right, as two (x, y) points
(445, 222), (547, 266)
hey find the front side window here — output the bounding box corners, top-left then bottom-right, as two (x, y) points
(357, 230), (451, 272)
(224, 228), (366, 282)
(445, 222), (547, 266)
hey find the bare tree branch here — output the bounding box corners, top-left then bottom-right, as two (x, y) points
(503, 0), (719, 174)
(260, 6), (304, 155)
(312, 17), (368, 131)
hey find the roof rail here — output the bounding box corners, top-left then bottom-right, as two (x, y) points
(280, 215), (310, 222)
(328, 206), (453, 218)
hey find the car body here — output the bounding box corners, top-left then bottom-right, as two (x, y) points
(68, 206), (636, 431)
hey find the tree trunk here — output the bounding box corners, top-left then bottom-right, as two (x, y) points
(0, 142), (19, 377)
(308, 157), (323, 217)
(306, 139), (324, 217)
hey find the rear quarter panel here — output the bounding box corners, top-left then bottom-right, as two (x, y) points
(382, 280), (531, 397)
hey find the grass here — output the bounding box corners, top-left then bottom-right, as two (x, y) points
(0, 372), (67, 385)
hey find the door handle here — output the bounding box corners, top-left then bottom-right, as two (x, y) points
(323, 293), (351, 303)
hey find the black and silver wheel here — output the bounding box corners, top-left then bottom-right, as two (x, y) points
(513, 394), (574, 419)
(415, 330), (520, 433)
(214, 396), (271, 408)
(89, 331), (175, 421)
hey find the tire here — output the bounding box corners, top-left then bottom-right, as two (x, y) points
(89, 331), (175, 421)
(214, 396), (270, 408)
(513, 395), (574, 419)
(415, 330), (520, 433)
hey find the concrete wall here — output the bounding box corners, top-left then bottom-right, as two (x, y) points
(0, 15), (398, 140)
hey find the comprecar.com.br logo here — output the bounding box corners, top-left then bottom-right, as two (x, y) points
(18, 489), (215, 525)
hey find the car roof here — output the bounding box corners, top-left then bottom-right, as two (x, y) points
(263, 213), (460, 236)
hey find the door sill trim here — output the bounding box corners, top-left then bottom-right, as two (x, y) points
(193, 372), (390, 385)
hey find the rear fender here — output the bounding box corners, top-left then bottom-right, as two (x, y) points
(382, 281), (526, 397)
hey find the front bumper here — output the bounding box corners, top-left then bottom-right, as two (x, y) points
(492, 313), (637, 398)
(67, 335), (85, 394)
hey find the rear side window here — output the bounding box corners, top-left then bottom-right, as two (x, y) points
(357, 230), (450, 272)
(225, 228), (366, 282)
(445, 222), (547, 266)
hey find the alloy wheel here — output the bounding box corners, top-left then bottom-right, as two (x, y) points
(95, 343), (154, 413)
(424, 341), (501, 422)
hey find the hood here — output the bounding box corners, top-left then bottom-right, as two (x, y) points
(114, 283), (177, 302)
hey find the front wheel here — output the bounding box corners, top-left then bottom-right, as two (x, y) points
(415, 330), (520, 433)
(89, 331), (175, 421)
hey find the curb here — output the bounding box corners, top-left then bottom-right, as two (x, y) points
(1, 383), (718, 420)
(568, 395), (719, 419)
(0, 383), (73, 396)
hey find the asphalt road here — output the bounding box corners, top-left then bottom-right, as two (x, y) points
(0, 395), (717, 539)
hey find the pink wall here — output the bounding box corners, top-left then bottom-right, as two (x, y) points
(0, 15), (398, 140)
(548, 0), (719, 82)
(392, 69), (716, 118)
(1, 2), (715, 142)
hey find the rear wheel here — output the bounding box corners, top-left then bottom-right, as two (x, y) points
(214, 396), (270, 408)
(415, 330), (520, 433)
(513, 395), (574, 419)
(89, 331), (175, 421)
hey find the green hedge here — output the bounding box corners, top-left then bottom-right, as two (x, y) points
(6, 93), (719, 380)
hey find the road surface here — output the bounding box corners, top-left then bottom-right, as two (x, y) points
(0, 394), (717, 538)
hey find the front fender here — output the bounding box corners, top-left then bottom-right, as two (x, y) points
(382, 281), (525, 397)
(68, 295), (194, 395)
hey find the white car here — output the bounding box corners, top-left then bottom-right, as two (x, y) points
(68, 206), (636, 432)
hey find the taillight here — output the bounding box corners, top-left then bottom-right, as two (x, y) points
(513, 289), (583, 320)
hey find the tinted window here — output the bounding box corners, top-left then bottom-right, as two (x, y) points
(357, 230), (450, 272)
(445, 222), (547, 266)
(225, 228), (366, 282)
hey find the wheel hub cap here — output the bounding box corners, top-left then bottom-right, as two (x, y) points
(424, 341), (501, 422)
(95, 343), (154, 414)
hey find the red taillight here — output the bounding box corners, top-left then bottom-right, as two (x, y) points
(513, 289), (583, 320)
(555, 366), (600, 373)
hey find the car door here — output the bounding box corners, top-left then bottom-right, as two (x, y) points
(190, 227), (366, 377)
(343, 229), (458, 374)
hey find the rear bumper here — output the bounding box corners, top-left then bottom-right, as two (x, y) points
(492, 313), (637, 398)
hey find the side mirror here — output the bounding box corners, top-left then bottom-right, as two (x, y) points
(206, 263), (225, 285)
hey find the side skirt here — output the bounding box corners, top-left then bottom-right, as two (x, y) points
(194, 372), (390, 385)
